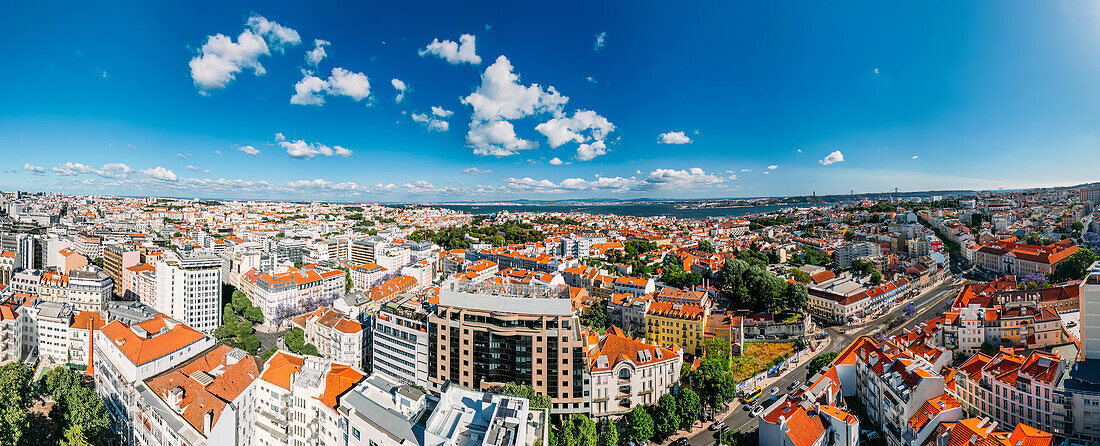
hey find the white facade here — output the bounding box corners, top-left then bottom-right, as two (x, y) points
(155, 253), (223, 335)
(372, 299), (430, 389)
(1083, 261), (1100, 360)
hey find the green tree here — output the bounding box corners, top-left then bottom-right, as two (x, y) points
(980, 342), (998, 357)
(285, 327), (305, 352)
(807, 352), (838, 377)
(1050, 248), (1099, 282)
(697, 240), (715, 253)
(870, 271), (882, 286)
(781, 283), (808, 313)
(653, 393), (682, 439)
(690, 358), (736, 410)
(498, 383), (551, 409)
(41, 366), (110, 442)
(624, 405), (654, 443)
(261, 348), (279, 361)
(239, 334), (261, 354)
(245, 306), (265, 324)
(65, 386), (109, 440)
(300, 343), (320, 356)
(677, 388), (703, 428)
(235, 319), (254, 338)
(786, 268), (812, 284)
(579, 303), (609, 331)
(231, 290), (249, 310)
(0, 363), (32, 445)
(59, 424), (92, 446)
(597, 418), (619, 446)
(1072, 221), (1085, 232)
(568, 414), (597, 446)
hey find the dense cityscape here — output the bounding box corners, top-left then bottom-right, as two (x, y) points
(0, 186), (1095, 446)
(10, 2), (1100, 445)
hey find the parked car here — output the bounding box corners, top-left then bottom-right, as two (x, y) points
(751, 405), (765, 417)
(671, 438), (689, 446)
(770, 386), (779, 395)
(788, 380), (801, 391)
(709, 420), (725, 431)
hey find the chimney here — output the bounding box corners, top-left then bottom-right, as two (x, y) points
(203, 411), (213, 436)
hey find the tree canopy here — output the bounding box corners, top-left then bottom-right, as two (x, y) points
(0, 363), (33, 445)
(716, 258), (808, 313)
(807, 352), (838, 378)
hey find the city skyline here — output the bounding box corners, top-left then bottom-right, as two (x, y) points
(4, 1), (1100, 201)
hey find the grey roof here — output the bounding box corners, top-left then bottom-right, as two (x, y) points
(341, 383), (440, 446)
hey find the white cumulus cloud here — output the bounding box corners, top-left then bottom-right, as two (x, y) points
(767, 165), (778, 170)
(643, 167), (722, 189)
(466, 120), (533, 156)
(549, 157), (564, 165)
(142, 166), (178, 181)
(23, 163), (45, 174)
(238, 145), (260, 156)
(819, 150), (845, 166)
(658, 131), (692, 144)
(419, 34), (481, 64)
(431, 106), (453, 118)
(290, 68), (371, 105)
(279, 139), (352, 159)
(412, 113), (449, 132)
(391, 78), (407, 103)
(463, 167), (492, 175)
(462, 55), (570, 156)
(575, 140), (608, 161)
(189, 14), (300, 92)
(535, 110), (615, 148)
(306, 39), (330, 66)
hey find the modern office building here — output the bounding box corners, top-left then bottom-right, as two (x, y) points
(428, 281), (591, 414)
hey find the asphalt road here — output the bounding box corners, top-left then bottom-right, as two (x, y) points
(684, 279), (960, 446)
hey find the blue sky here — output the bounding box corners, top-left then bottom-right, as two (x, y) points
(2, 1), (1100, 201)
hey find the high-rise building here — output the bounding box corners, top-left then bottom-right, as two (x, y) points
(1080, 187), (1100, 205)
(428, 282), (590, 414)
(1081, 261), (1100, 359)
(155, 252), (223, 335)
(372, 296), (431, 389)
(103, 244), (140, 297)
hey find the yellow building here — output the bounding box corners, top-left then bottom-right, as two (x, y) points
(645, 301), (708, 357)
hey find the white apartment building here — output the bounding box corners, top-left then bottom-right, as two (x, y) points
(155, 252), (223, 335)
(1082, 261), (1100, 360)
(136, 345), (259, 446)
(349, 262), (386, 291)
(251, 352), (365, 446)
(372, 297), (431, 389)
(613, 276), (655, 296)
(293, 306), (364, 370)
(75, 232), (103, 260)
(67, 265), (113, 313)
(93, 314), (215, 446)
(835, 241), (882, 269)
(585, 327), (682, 416)
(22, 299), (73, 367)
(68, 311), (103, 369)
(244, 265), (346, 327)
